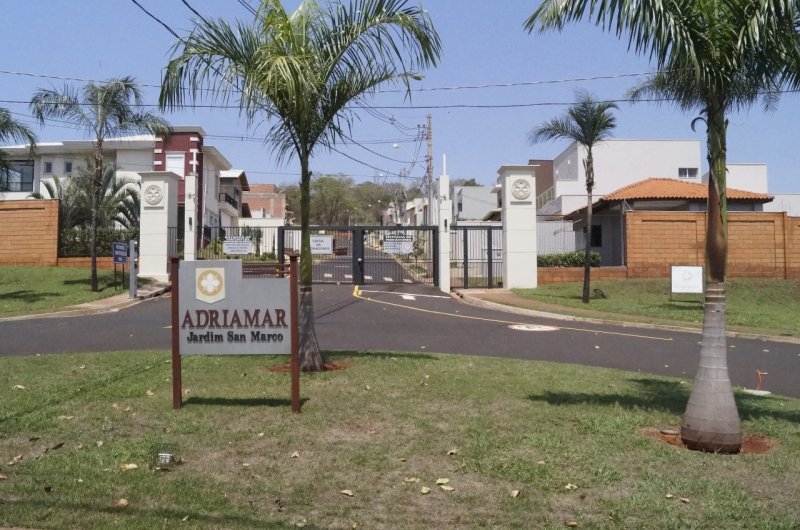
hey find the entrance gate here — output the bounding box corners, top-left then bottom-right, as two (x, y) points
(450, 225), (504, 289)
(279, 226), (438, 286)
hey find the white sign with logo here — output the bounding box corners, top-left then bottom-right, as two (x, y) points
(383, 233), (413, 254)
(671, 265), (704, 294)
(179, 260), (291, 355)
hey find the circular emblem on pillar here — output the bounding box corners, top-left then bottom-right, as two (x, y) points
(144, 184), (163, 206)
(511, 178), (531, 200)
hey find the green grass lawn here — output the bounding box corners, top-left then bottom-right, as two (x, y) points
(0, 266), (149, 317)
(513, 278), (800, 337)
(1, 350), (799, 529)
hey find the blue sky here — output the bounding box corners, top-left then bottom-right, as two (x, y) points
(2, 0), (798, 192)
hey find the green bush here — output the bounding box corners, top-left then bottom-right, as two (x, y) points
(538, 250), (601, 268)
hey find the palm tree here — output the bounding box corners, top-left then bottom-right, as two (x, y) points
(0, 108), (37, 190)
(529, 92), (617, 304)
(28, 175), (83, 242)
(159, 0), (441, 371)
(30, 77), (171, 291)
(526, 0), (800, 453)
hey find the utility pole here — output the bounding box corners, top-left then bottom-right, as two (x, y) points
(424, 114), (433, 225)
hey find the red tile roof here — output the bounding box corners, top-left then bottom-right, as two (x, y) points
(602, 178), (772, 201)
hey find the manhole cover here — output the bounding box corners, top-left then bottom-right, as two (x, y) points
(508, 324), (559, 332)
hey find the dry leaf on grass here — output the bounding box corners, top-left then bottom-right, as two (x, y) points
(440, 485), (455, 492)
(565, 483), (578, 490)
(115, 498), (129, 508)
(436, 478), (449, 485)
(146, 389), (155, 397)
(340, 489), (354, 497)
(447, 448), (459, 455)
(120, 463), (138, 471)
(404, 477), (420, 483)
(8, 454), (22, 466)
(57, 415), (74, 421)
(511, 490), (520, 498)
(680, 497), (690, 504)
(420, 486), (431, 494)
(565, 520), (578, 527)
(0, 474), (7, 480)
(96, 441), (104, 447)
(665, 494), (674, 499)
(12, 384), (25, 390)
(291, 451), (300, 458)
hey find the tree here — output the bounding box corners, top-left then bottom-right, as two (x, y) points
(159, 0), (441, 371)
(0, 108), (37, 190)
(526, 0), (800, 453)
(30, 77), (171, 292)
(529, 91), (617, 304)
(312, 175), (355, 225)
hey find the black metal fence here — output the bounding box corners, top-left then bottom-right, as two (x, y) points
(450, 225), (503, 289)
(279, 225), (437, 285)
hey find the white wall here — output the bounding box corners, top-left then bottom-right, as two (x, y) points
(551, 140), (702, 211)
(702, 163), (768, 194)
(763, 194), (800, 215)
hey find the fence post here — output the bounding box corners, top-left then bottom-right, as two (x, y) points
(487, 227), (494, 289)
(278, 226), (285, 267)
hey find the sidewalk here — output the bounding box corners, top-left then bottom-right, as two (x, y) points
(0, 283), (170, 321)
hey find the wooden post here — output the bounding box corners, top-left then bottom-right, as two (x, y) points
(289, 256), (301, 413)
(171, 257), (182, 410)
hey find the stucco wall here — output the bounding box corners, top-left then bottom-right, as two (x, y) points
(0, 200), (59, 265)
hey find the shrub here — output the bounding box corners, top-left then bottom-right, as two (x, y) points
(538, 251), (601, 267)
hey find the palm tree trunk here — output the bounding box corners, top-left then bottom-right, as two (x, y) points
(582, 154), (594, 303)
(681, 101), (742, 453)
(90, 147), (103, 292)
(298, 152), (324, 372)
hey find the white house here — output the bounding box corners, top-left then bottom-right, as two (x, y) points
(452, 186), (496, 222)
(0, 126), (249, 236)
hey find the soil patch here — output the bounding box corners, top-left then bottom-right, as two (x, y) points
(642, 428), (776, 454)
(266, 360), (350, 373)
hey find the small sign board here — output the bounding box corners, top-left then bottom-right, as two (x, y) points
(223, 235), (253, 255)
(310, 235), (333, 255)
(383, 233), (413, 254)
(671, 265), (704, 294)
(112, 242), (128, 264)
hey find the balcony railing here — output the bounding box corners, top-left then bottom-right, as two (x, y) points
(219, 192), (238, 210)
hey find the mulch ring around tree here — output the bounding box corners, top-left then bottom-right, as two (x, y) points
(642, 428), (776, 454)
(266, 360), (350, 373)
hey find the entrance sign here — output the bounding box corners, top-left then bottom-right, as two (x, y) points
(671, 265), (704, 294)
(310, 235), (333, 255)
(383, 233), (413, 254)
(171, 258), (300, 411)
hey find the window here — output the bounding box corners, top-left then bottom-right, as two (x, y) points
(590, 224), (602, 247)
(678, 167), (698, 179)
(43, 161), (53, 174)
(166, 153), (185, 178)
(64, 160), (73, 175)
(0, 160), (34, 192)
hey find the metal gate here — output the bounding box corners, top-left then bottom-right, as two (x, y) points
(450, 225), (504, 289)
(279, 225), (438, 286)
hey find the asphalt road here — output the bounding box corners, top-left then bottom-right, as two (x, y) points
(1, 284), (798, 398)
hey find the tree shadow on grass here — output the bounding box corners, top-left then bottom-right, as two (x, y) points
(527, 377), (800, 424)
(0, 290), (61, 303)
(325, 350), (440, 362)
(183, 396), (308, 408)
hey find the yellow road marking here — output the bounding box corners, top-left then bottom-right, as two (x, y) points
(353, 288), (672, 342)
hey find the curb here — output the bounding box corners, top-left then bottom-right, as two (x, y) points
(454, 289), (800, 345)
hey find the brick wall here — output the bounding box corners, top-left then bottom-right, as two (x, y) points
(538, 266), (627, 285)
(0, 200), (59, 266)
(625, 211), (797, 279)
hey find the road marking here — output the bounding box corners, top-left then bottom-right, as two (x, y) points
(323, 273), (333, 278)
(383, 277), (394, 282)
(401, 295), (416, 301)
(403, 279), (413, 284)
(364, 275), (373, 280)
(509, 324), (559, 332)
(353, 289), (672, 342)
(358, 289), (450, 299)
(344, 274), (352, 279)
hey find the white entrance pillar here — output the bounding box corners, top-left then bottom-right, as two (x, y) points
(498, 165), (537, 289)
(139, 171), (179, 282)
(183, 173), (197, 261)
(436, 172), (451, 293)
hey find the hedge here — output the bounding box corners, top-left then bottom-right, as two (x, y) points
(537, 250), (601, 268)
